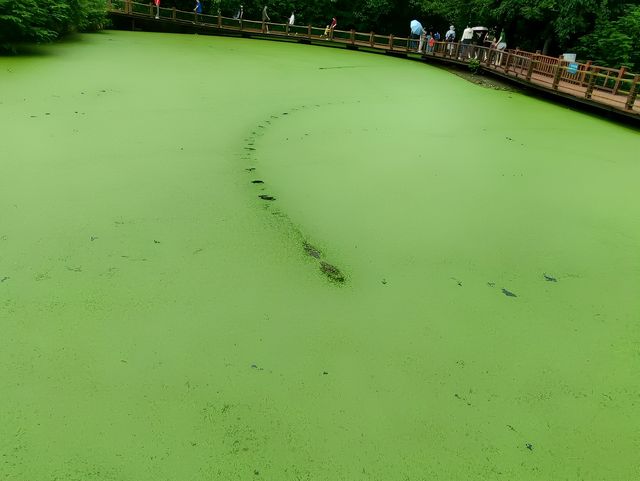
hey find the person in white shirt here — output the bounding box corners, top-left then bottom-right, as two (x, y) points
(460, 25), (474, 58)
(287, 11), (295, 35)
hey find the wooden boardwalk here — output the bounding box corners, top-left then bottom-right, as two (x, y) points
(108, 0), (640, 122)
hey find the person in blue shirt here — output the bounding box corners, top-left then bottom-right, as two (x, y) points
(193, 0), (202, 22)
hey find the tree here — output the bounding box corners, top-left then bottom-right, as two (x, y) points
(574, 4), (640, 69)
(0, 0), (107, 52)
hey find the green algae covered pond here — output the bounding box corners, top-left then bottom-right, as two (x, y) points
(1, 30), (639, 480)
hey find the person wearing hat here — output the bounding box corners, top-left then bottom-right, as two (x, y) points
(445, 25), (455, 54)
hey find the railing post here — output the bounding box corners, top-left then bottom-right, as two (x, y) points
(149, 3), (153, 16)
(484, 47), (493, 66)
(526, 57), (535, 81)
(217, 11), (221, 28)
(613, 66), (626, 95)
(389, 34), (394, 51)
(285, 23), (289, 35)
(307, 24), (311, 40)
(580, 60), (591, 86)
(585, 68), (597, 99)
(171, 6), (175, 20)
(625, 75), (639, 110)
(369, 31), (374, 47)
(350, 29), (355, 45)
(552, 57), (563, 90)
(504, 52), (511, 73)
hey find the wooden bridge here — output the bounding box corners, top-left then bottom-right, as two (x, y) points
(108, 0), (640, 122)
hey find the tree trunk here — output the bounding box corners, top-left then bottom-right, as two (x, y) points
(542, 34), (553, 56)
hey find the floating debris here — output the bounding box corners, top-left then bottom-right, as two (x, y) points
(487, 282), (495, 287)
(251, 180), (264, 184)
(153, 240), (161, 244)
(502, 288), (517, 297)
(320, 262), (345, 283)
(526, 443), (533, 451)
(303, 242), (321, 259)
(90, 236), (98, 241)
(259, 195), (275, 201)
(543, 273), (557, 282)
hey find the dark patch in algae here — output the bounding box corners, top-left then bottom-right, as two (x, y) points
(502, 288), (517, 297)
(320, 262), (345, 283)
(303, 242), (321, 259)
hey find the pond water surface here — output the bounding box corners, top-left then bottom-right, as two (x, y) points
(1, 30), (639, 480)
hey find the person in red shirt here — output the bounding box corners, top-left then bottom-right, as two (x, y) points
(153, 0), (160, 19)
(330, 16), (337, 37)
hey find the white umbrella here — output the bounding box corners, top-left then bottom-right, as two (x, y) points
(410, 20), (424, 35)
(472, 26), (488, 32)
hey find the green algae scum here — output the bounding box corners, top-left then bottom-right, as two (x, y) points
(1, 31), (639, 480)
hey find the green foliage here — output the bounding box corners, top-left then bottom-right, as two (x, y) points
(0, 0), (107, 52)
(468, 57), (481, 73)
(409, 0), (639, 70)
(574, 4), (640, 69)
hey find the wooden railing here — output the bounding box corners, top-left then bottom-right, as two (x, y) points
(107, 0), (640, 117)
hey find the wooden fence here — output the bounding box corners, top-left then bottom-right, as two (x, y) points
(107, 0), (640, 117)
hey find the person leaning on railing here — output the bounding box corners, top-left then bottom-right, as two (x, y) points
(494, 30), (507, 66)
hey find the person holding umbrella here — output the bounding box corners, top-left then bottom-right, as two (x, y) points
(409, 20), (425, 51)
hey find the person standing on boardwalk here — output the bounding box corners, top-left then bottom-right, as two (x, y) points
(445, 25), (455, 53)
(427, 31), (435, 53)
(329, 17), (337, 39)
(262, 5), (270, 32)
(153, 0), (160, 19)
(459, 25), (473, 58)
(494, 30), (507, 65)
(287, 11), (295, 35)
(233, 4), (243, 20)
(193, 0), (202, 23)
